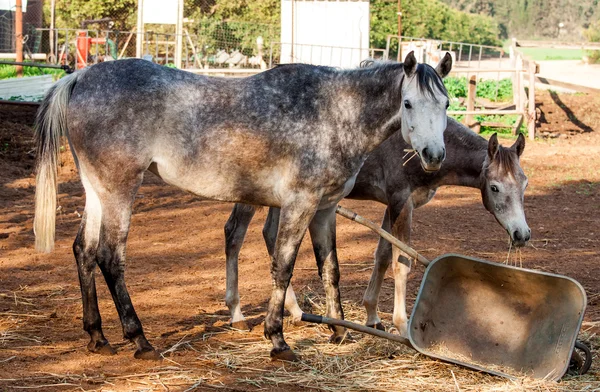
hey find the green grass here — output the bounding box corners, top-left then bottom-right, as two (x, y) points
(0, 63), (65, 80)
(514, 47), (583, 61)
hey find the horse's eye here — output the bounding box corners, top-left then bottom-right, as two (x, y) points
(404, 100), (412, 109)
(491, 185), (499, 193)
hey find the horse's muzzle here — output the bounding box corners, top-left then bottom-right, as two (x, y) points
(420, 146), (446, 172)
(511, 228), (531, 247)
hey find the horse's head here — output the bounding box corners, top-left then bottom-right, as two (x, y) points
(400, 51), (452, 172)
(481, 133), (531, 247)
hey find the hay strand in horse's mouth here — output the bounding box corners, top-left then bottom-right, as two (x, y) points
(504, 237), (524, 268)
(504, 236), (514, 266)
(402, 149), (418, 166)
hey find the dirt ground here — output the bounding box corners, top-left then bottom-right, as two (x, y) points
(0, 90), (599, 391)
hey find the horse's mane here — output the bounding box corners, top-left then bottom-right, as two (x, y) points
(360, 59), (448, 100)
(445, 118), (488, 151)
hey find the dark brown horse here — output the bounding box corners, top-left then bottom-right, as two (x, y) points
(223, 118), (529, 335)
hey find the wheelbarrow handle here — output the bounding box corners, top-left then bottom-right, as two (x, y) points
(336, 205), (430, 267)
(301, 313), (414, 348)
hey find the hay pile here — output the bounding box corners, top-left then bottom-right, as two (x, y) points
(191, 291), (599, 392)
(1, 290), (597, 391)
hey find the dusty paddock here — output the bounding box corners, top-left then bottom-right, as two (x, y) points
(0, 94), (599, 391)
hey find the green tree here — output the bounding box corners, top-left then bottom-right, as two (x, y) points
(370, 0), (501, 49)
(47, 0), (136, 30)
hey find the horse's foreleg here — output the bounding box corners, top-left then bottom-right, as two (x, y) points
(265, 196), (319, 361)
(263, 208), (304, 324)
(363, 207), (393, 331)
(390, 202), (413, 337)
(308, 206), (348, 343)
(95, 177), (159, 361)
(224, 204), (256, 330)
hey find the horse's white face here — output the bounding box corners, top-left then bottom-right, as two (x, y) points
(482, 134), (531, 247)
(400, 52), (452, 172)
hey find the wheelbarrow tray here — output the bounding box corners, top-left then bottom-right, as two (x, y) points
(409, 253), (587, 380)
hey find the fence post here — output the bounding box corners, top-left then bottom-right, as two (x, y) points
(136, 0), (144, 58)
(50, 0), (55, 61)
(15, 0), (23, 77)
(528, 61), (536, 140)
(513, 54), (522, 112)
(465, 74), (477, 131)
(174, 0), (184, 68)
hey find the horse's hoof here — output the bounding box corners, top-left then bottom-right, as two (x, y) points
(329, 332), (355, 344)
(231, 320), (251, 331)
(367, 322), (386, 331)
(134, 347), (161, 361)
(270, 348), (299, 362)
(87, 340), (116, 355)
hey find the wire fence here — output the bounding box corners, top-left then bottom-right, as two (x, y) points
(32, 21), (277, 70)
(0, 0), (44, 56)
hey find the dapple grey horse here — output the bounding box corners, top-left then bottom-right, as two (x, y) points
(34, 53), (452, 360)
(224, 118), (530, 336)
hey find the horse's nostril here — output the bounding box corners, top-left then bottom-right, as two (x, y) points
(441, 147), (446, 161)
(524, 230), (531, 242)
(513, 230), (522, 241)
(422, 148), (430, 160)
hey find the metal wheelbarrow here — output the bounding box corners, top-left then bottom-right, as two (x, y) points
(300, 206), (592, 381)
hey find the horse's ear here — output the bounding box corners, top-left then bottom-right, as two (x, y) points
(488, 133), (499, 160)
(403, 51), (417, 77)
(511, 133), (526, 157)
(435, 52), (452, 78)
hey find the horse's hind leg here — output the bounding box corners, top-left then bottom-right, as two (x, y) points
(94, 171), (160, 360)
(263, 208), (304, 324)
(73, 177), (114, 354)
(308, 206), (349, 343)
(224, 203), (256, 330)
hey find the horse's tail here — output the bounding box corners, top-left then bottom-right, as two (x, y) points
(34, 71), (83, 253)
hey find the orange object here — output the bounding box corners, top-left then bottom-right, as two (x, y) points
(76, 31), (107, 69)
(76, 31), (90, 69)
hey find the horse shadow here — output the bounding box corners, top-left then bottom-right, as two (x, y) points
(544, 90), (594, 133)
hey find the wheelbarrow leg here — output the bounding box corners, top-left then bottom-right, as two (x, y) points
(568, 340), (592, 376)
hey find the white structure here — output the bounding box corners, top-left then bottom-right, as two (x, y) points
(0, 0), (27, 11)
(136, 0), (184, 67)
(280, 0), (369, 68)
(0, 75), (53, 100)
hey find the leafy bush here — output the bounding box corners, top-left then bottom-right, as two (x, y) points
(444, 77), (467, 99)
(0, 64), (65, 80)
(444, 77), (512, 102)
(587, 50), (600, 64)
(446, 77), (522, 136)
